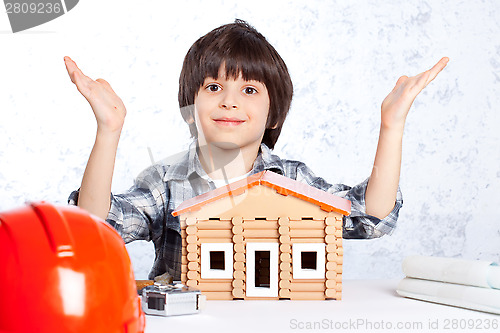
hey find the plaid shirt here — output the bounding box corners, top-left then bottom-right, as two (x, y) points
(69, 142), (402, 280)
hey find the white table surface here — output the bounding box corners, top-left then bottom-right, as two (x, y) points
(144, 280), (499, 333)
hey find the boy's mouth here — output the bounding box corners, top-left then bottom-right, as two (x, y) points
(213, 117), (245, 126)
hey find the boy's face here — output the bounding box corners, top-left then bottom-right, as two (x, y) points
(194, 67), (270, 152)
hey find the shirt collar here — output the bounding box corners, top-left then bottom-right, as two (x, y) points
(162, 140), (284, 182)
(162, 140), (207, 182)
(251, 143), (285, 176)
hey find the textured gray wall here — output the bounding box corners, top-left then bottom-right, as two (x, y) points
(1, 1), (499, 279)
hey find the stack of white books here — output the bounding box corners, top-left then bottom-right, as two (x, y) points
(397, 255), (500, 314)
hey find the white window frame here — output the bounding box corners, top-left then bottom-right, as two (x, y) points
(200, 243), (233, 279)
(246, 242), (279, 297)
(292, 243), (326, 279)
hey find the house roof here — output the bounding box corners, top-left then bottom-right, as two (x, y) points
(172, 170), (351, 217)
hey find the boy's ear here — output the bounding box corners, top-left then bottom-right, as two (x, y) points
(269, 122), (278, 129)
(266, 114), (278, 129)
(180, 105), (196, 124)
(186, 115), (195, 125)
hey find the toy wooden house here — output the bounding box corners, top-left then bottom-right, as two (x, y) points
(172, 170), (350, 300)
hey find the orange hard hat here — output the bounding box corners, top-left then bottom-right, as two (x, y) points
(0, 202), (145, 332)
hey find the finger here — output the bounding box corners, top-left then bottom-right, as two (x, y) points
(64, 56), (81, 74)
(95, 78), (116, 93)
(64, 56), (91, 85)
(424, 57), (449, 87)
(64, 56), (78, 84)
(96, 78), (111, 89)
(64, 61), (91, 98)
(64, 57), (98, 98)
(394, 75), (408, 90)
(414, 70), (431, 90)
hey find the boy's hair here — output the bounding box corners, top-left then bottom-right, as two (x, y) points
(178, 19), (293, 149)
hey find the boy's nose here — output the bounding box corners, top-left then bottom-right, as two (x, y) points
(220, 92), (238, 110)
(221, 103), (238, 109)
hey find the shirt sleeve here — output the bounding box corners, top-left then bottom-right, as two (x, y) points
(295, 162), (403, 239)
(67, 164), (168, 244)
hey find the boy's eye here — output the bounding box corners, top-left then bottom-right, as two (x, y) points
(243, 87), (257, 95)
(206, 84), (221, 92)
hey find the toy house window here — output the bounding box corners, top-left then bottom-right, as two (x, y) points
(210, 251), (225, 270)
(246, 243), (278, 297)
(301, 252), (317, 270)
(200, 243), (233, 279)
(292, 243), (325, 279)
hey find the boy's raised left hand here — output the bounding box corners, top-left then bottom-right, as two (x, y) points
(380, 57), (449, 131)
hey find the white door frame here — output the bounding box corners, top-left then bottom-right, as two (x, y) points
(245, 242), (279, 297)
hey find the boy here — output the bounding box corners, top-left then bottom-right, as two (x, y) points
(66, 20), (448, 280)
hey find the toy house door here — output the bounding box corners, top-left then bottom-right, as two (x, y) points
(245, 243), (279, 297)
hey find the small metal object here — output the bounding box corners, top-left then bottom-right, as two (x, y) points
(141, 282), (206, 316)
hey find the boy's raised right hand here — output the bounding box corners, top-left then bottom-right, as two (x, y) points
(64, 56), (126, 136)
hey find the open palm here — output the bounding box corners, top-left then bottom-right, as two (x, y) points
(381, 57), (449, 130)
(64, 56), (126, 135)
